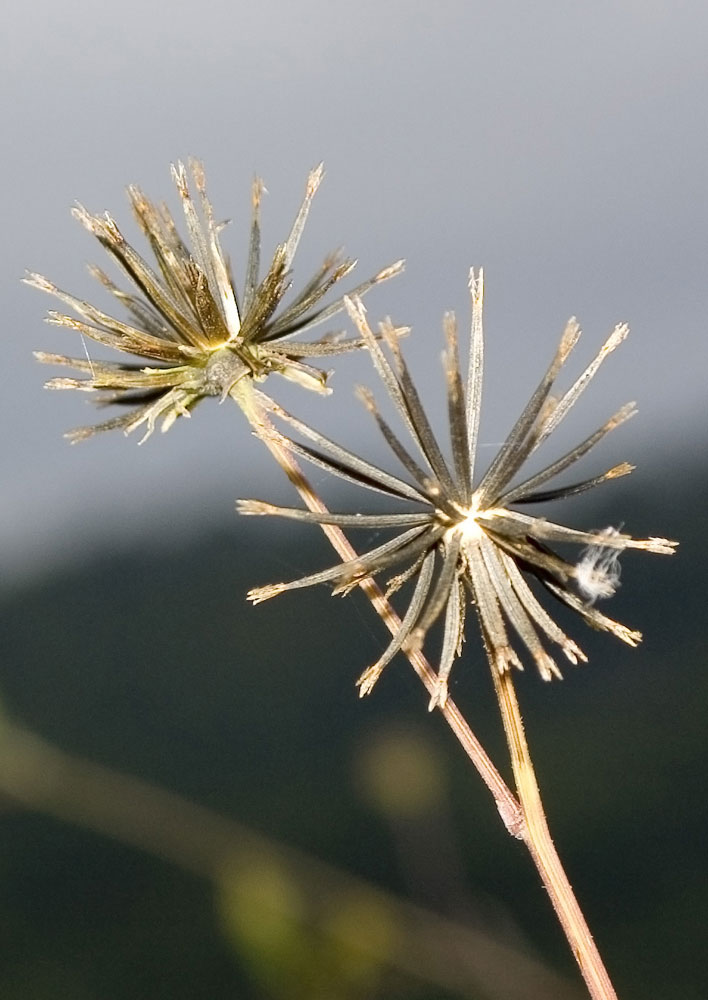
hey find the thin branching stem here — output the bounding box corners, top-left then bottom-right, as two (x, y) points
(490, 667), (619, 1000)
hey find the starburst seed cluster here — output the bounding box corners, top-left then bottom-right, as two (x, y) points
(30, 162), (676, 708)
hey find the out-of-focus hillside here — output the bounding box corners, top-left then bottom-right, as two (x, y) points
(0, 461), (705, 1000)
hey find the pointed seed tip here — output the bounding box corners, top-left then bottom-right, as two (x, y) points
(306, 163), (325, 195)
(607, 322), (630, 349)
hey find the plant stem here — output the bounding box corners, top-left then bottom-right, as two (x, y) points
(235, 382), (617, 1000)
(490, 667), (619, 1000)
(233, 381), (522, 834)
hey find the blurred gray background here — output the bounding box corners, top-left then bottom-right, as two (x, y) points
(3, 0), (706, 581)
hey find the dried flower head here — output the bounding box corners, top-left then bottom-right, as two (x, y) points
(239, 272), (676, 708)
(28, 162), (403, 442)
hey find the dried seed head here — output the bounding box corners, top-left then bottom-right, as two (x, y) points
(29, 163), (403, 442)
(239, 281), (677, 699)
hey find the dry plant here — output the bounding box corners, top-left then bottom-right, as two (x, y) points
(29, 161), (677, 1000)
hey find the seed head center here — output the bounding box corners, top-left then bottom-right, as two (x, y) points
(204, 346), (250, 396)
(454, 505), (483, 542)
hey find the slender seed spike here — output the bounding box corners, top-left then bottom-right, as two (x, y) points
(537, 322), (630, 445)
(466, 267), (485, 475)
(476, 316), (584, 507)
(24, 272), (56, 294)
(283, 163), (324, 269)
(238, 499), (276, 516)
(248, 583), (287, 604)
(499, 403), (638, 506)
(44, 377), (92, 391)
(559, 317), (582, 361)
(357, 551), (436, 697)
(34, 351), (66, 365)
(644, 537), (678, 555)
(607, 462), (635, 479)
(373, 259), (406, 283)
(428, 579), (463, 710)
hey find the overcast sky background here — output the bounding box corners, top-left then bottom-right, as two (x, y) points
(3, 0), (707, 584)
